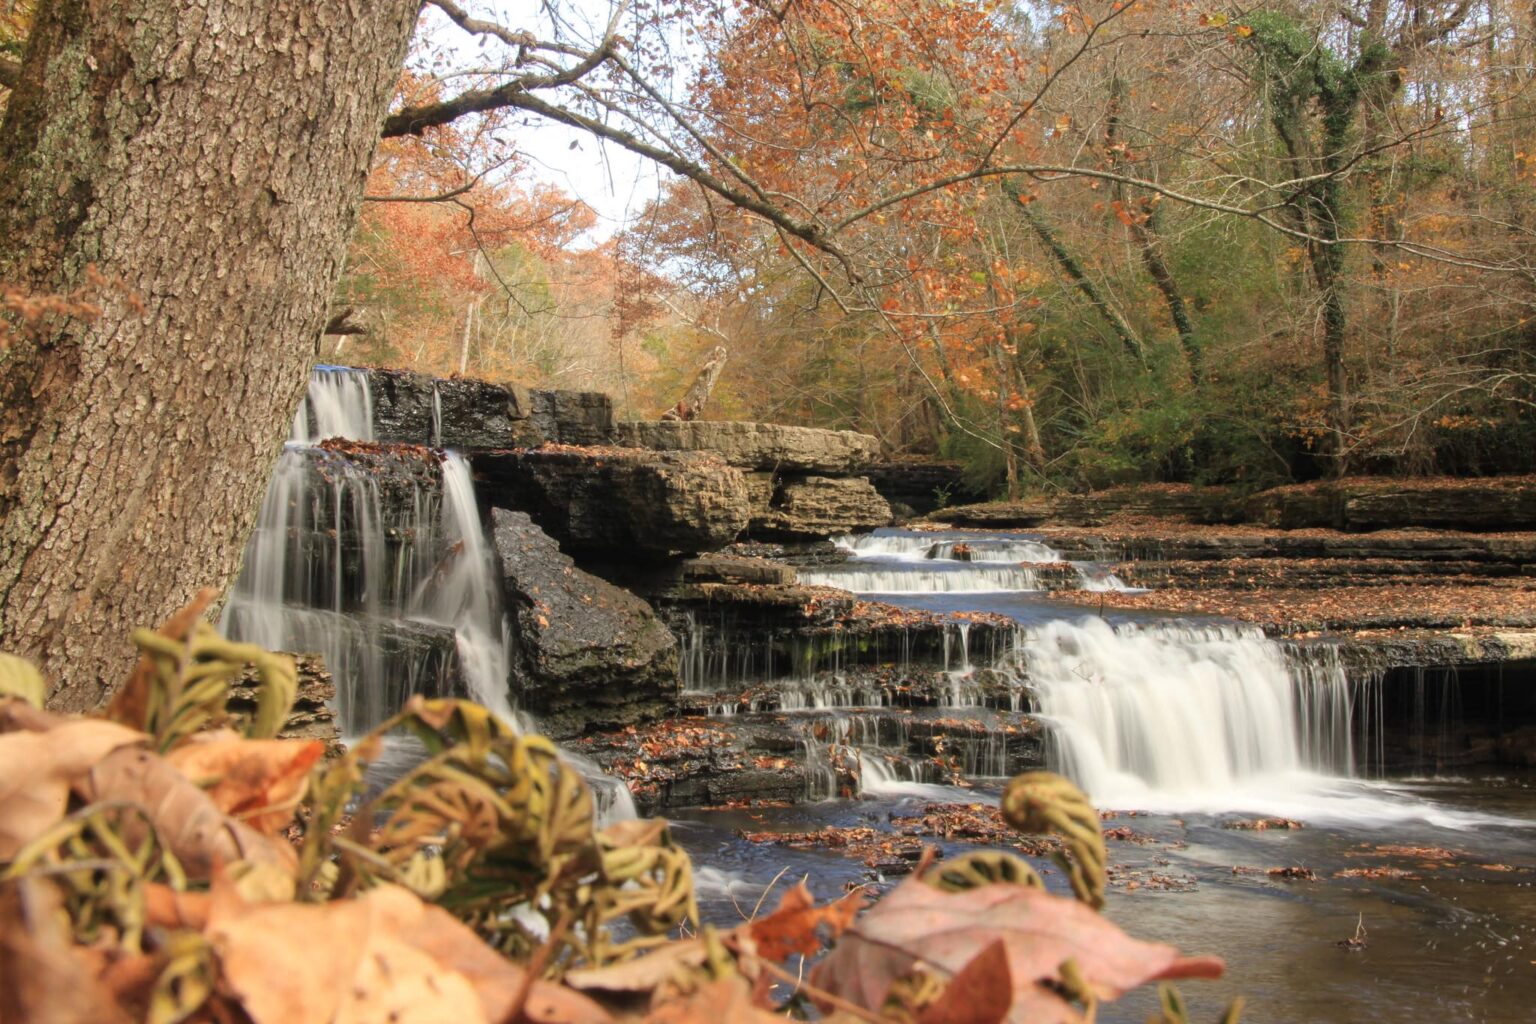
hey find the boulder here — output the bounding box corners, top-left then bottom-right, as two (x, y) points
(366, 367), (613, 448)
(492, 509), (678, 737)
(748, 475), (892, 540)
(612, 420), (879, 472)
(470, 446), (751, 556)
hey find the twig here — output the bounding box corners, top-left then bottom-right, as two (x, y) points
(508, 908), (574, 1024)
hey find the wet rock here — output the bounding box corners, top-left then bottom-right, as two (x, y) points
(366, 367), (613, 448)
(569, 719), (806, 814)
(491, 508), (678, 737)
(749, 475), (893, 540)
(471, 446), (752, 556)
(613, 420), (879, 472)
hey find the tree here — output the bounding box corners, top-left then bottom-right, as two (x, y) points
(0, 0), (424, 709)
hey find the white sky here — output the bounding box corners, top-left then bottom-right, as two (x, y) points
(425, 0), (683, 241)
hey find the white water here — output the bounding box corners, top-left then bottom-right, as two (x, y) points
(409, 453), (516, 724)
(834, 530), (1061, 563)
(798, 563), (1043, 593)
(228, 367), (639, 818)
(291, 365), (374, 443)
(1023, 617), (1354, 804)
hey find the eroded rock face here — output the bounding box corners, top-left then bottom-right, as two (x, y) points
(366, 367), (613, 448)
(229, 653), (341, 755)
(471, 446), (751, 556)
(613, 420), (879, 473)
(492, 509), (678, 737)
(749, 475), (892, 540)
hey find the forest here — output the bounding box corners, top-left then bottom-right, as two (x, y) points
(329, 0), (1536, 496)
(2, 1), (1534, 1023)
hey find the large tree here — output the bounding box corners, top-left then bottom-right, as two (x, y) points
(0, 0), (423, 709)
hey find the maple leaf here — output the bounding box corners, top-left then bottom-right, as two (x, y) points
(810, 876), (1222, 1023)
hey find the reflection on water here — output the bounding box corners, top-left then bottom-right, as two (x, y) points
(672, 770), (1536, 1024)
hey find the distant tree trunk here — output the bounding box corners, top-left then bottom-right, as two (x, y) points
(1010, 190), (1147, 363)
(662, 345), (729, 420)
(1106, 76), (1200, 384)
(0, 0), (419, 709)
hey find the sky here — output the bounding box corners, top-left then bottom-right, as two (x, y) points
(423, 0), (684, 241)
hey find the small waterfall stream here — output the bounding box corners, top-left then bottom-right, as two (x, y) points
(223, 367), (634, 819)
(779, 527), (1363, 806)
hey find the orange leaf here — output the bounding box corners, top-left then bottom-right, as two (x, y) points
(811, 877), (1222, 1023)
(166, 735), (324, 835)
(737, 882), (865, 961)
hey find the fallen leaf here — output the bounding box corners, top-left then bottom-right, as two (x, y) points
(0, 719), (145, 858)
(640, 976), (783, 1023)
(78, 745), (296, 878)
(736, 882), (864, 961)
(165, 734), (324, 834)
(811, 877), (1222, 1024)
(918, 939), (1012, 1024)
(208, 884), (484, 1024)
(0, 877), (133, 1024)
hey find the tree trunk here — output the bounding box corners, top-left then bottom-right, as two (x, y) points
(0, 0), (420, 710)
(1016, 201), (1147, 363)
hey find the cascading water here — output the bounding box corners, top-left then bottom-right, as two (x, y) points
(1023, 617), (1354, 804)
(798, 563), (1044, 593)
(409, 453), (515, 724)
(794, 526), (1367, 807)
(223, 367), (635, 818)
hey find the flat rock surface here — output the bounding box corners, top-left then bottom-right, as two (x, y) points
(749, 474), (892, 540)
(613, 420), (879, 472)
(1051, 583), (1536, 632)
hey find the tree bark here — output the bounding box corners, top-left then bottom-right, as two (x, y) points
(0, 0), (420, 709)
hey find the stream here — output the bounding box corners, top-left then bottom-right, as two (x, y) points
(678, 529), (1536, 1023)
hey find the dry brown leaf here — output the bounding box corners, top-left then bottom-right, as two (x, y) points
(208, 882), (611, 1024)
(0, 719), (145, 858)
(0, 696), (67, 735)
(565, 939), (709, 995)
(917, 939), (1013, 1024)
(810, 877), (1223, 1024)
(78, 745), (297, 878)
(0, 877), (134, 1024)
(369, 884), (613, 1024)
(165, 734), (323, 834)
(735, 882), (865, 962)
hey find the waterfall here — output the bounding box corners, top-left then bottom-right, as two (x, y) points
(226, 366), (637, 819)
(408, 453), (515, 724)
(1024, 617), (1355, 803)
(291, 365), (374, 443)
(835, 530), (1061, 563)
(798, 564), (1043, 593)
